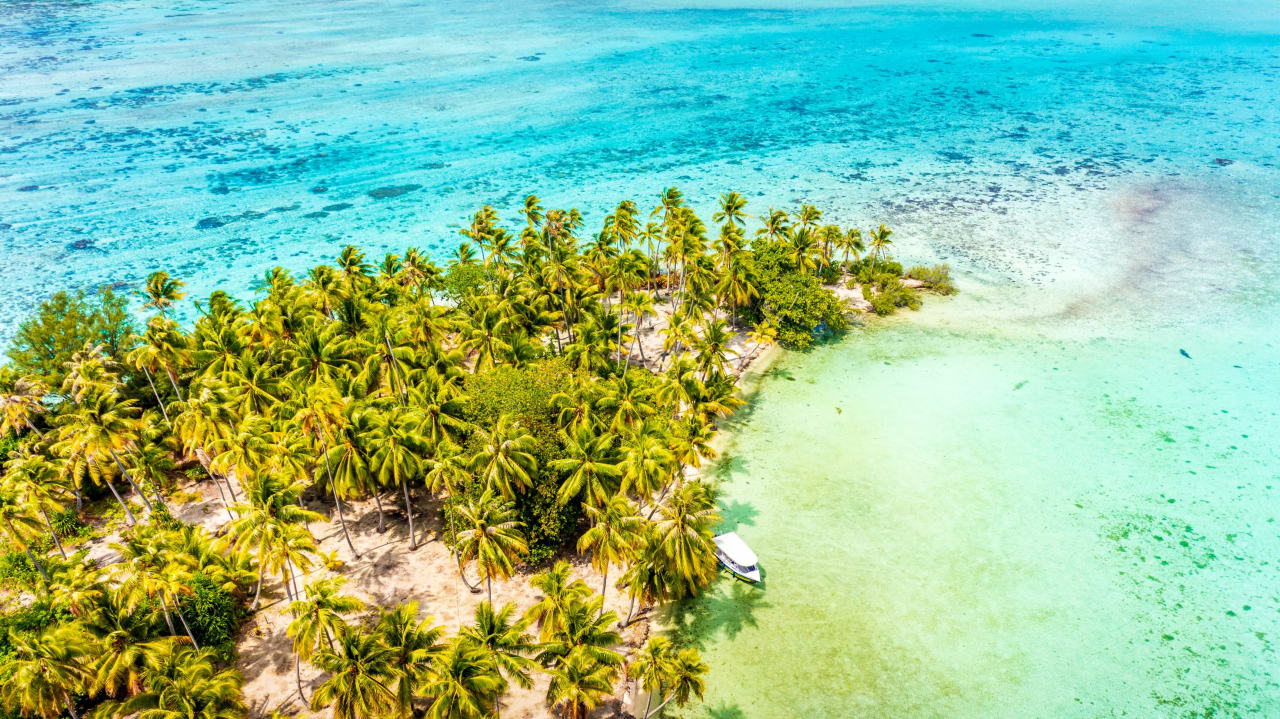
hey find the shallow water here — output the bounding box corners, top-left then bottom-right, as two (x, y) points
(3, 1), (1280, 715)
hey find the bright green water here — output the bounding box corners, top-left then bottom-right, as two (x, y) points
(665, 178), (1280, 717)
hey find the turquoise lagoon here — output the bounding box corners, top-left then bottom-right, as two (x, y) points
(3, 0), (1279, 716)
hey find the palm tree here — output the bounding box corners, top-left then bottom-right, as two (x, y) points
(523, 562), (591, 642)
(293, 382), (360, 558)
(141, 271), (186, 318)
(712, 191), (750, 228)
(421, 638), (503, 719)
(469, 415), (537, 501)
(309, 622), (398, 719)
(628, 637), (708, 718)
(367, 406), (426, 550)
(652, 482), (720, 597)
(4, 452), (70, 559)
(545, 649), (617, 719)
(0, 481), (52, 583)
(289, 577), (366, 701)
(99, 645), (245, 719)
(737, 320), (777, 373)
(86, 595), (171, 698)
(836, 227), (864, 267)
(577, 495), (642, 607)
(460, 601), (538, 719)
(55, 391), (148, 524)
(0, 624), (92, 719)
(0, 372), (48, 438)
(455, 489), (527, 604)
(551, 427), (619, 509)
(227, 473), (324, 609)
(374, 602), (444, 718)
(869, 223), (894, 268)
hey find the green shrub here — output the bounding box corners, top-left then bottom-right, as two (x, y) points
(178, 573), (241, 649)
(906, 264), (957, 295)
(0, 434), (19, 461)
(185, 467), (205, 481)
(746, 241), (848, 350)
(818, 263), (843, 285)
(0, 599), (73, 659)
(517, 475), (580, 565)
(440, 263), (488, 306)
(0, 551), (38, 589)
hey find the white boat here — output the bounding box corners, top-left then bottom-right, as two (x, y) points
(713, 532), (761, 583)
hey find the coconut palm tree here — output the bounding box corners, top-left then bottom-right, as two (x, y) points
(545, 649), (617, 719)
(836, 226), (865, 267)
(0, 480), (53, 583)
(469, 415), (537, 501)
(629, 637), (708, 719)
(141, 271), (187, 318)
(459, 601), (538, 719)
(309, 622), (398, 719)
(292, 381), (360, 558)
(367, 405), (427, 550)
(712, 191), (750, 229)
(738, 320), (777, 373)
(421, 638), (503, 719)
(3, 452), (70, 559)
(54, 390), (149, 524)
(551, 427), (619, 509)
(289, 578), (366, 702)
(0, 624), (92, 719)
(869, 223), (894, 268)
(577, 495), (642, 607)
(0, 372), (48, 438)
(455, 489), (527, 604)
(227, 473), (324, 609)
(523, 562), (591, 642)
(374, 602), (445, 718)
(652, 482), (720, 597)
(99, 645), (245, 719)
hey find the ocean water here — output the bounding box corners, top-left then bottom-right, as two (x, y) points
(3, 0), (1280, 716)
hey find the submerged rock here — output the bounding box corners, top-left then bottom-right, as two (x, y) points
(367, 184), (421, 199)
(195, 216), (226, 230)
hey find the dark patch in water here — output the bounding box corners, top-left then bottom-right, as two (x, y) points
(1179, 348), (1192, 359)
(68, 238), (95, 250)
(323, 203), (353, 212)
(303, 211), (329, 219)
(1213, 158), (1233, 166)
(1013, 380), (1028, 390)
(971, 33), (993, 37)
(210, 184), (230, 195)
(17, 185), (38, 192)
(518, 55), (541, 62)
(195, 217), (226, 230)
(271, 204), (301, 213)
(367, 184), (420, 199)
(310, 185), (328, 193)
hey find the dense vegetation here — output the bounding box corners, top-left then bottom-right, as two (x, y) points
(0, 188), (931, 719)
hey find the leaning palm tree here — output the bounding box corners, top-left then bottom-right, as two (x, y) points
(455, 489), (527, 604)
(545, 648), (617, 719)
(227, 473), (324, 609)
(0, 372), (48, 438)
(628, 637), (708, 719)
(0, 480), (53, 583)
(292, 381), (360, 558)
(288, 577), (366, 701)
(3, 452), (70, 559)
(54, 390), (149, 524)
(460, 601), (539, 719)
(0, 624), (93, 719)
(551, 427), (619, 509)
(86, 594), (172, 698)
(308, 622), (398, 719)
(868, 223), (894, 268)
(576, 495), (642, 607)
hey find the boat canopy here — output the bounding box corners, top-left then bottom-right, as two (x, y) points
(713, 532), (758, 567)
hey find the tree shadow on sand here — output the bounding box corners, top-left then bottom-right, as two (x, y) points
(655, 579), (770, 651)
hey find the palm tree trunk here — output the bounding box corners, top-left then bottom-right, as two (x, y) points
(39, 508), (67, 559)
(24, 419), (44, 439)
(158, 594), (177, 634)
(62, 691), (80, 719)
(373, 493), (386, 533)
(108, 449), (156, 514)
(204, 466), (234, 521)
(624, 594), (638, 627)
(401, 479), (417, 550)
(141, 367), (171, 426)
(164, 366), (184, 401)
(318, 434), (359, 558)
(599, 565), (609, 616)
(645, 692), (675, 719)
(251, 560), (265, 610)
(72, 487), (82, 511)
(175, 603), (200, 649)
(486, 575), (492, 605)
(102, 475), (137, 526)
(17, 538), (50, 584)
(295, 653), (307, 702)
